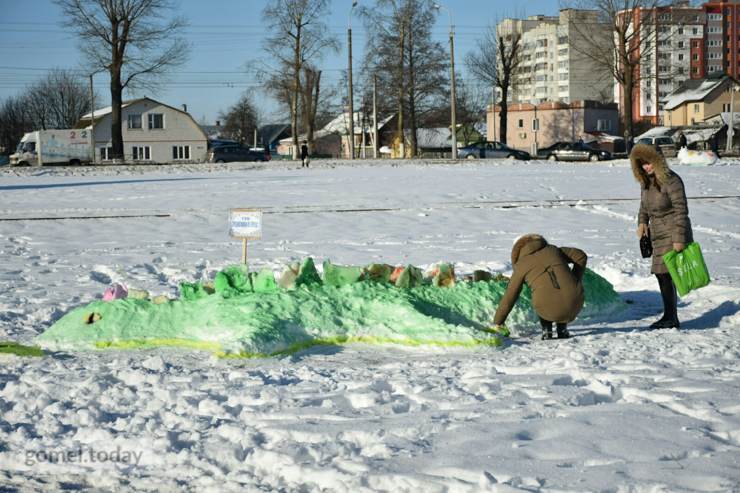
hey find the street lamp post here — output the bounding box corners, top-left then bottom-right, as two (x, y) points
(434, 3), (457, 159)
(347, 1), (358, 160)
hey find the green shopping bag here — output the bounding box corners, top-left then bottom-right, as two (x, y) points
(662, 242), (710, 296)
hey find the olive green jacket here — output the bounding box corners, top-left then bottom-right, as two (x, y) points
(493, 235), (587, 325)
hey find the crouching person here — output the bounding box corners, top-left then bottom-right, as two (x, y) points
(492, 234), (587, 340)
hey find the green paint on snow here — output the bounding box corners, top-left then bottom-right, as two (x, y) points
(36, 262), (624, 357)
(0, 341), (45, 357)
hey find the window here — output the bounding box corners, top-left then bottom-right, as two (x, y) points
(708, 13), (722, 21)
(678, 54), (684, 61)
(532, 119), (539, 131)
(148, 113), (164, 129)
(518, 119), (524, 128)
(172, 145), (191, 160)
(709, 52), (722, 59)
(132, 145), (151, 160)
(692, 53), (699, 61)
(100, 147), (113, 160)
(708, 26), (721, 34)
(723, 103), (731, 112)
(709, 39), (721, 47)
(678, 41), (684, 48)
(694, 103), (700, 112)
(127, 114), (142, 129)
(692, 27), (699, 35)
(597, 119), (611, 131)
(646, 105), (652, 113)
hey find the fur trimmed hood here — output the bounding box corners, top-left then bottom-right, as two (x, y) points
(511, 234), (547, 265)
(630, 143), (671, 188)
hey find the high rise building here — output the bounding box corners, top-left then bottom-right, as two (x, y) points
(703, 0), (740, 79)
(498, 10), (613, 106)
(632, 3), (705, 124)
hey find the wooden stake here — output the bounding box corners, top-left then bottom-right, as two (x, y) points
(242, 238), (248, 266)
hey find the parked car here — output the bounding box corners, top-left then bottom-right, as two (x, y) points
(539, 141), (612, 162)
(458, 141), (531, 160)
(208, 145), (270, 163)
(536, 142), (570, 159)
(636, 136), (677, 157)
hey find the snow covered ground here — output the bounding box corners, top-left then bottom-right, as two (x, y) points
(1, 158), (739, 492)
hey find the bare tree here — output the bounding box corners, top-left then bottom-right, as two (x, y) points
(219, 92), (261, 146)
(465, 21), (522, 145)
(261, 0), (339, 159)
(300, 66), (322, 151)
(564, 0), (665, 141)
(454, 78), (487, 146)
(25, 69), (93, 130)
(360, 0), (447, 157)
(0, 96), (33, 156)
(55, 0), (188, 161)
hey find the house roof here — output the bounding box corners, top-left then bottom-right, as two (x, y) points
(663, 75), (733, 111)
(278, 113), (395, 144)
(76, 97), (207, 141)
(635, 126), (677, 141)
(80, 98), (146, 121)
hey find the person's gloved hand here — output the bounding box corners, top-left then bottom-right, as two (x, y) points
(485, 325), (510, 337)
(673, 242), (685, 252)
(637, 223), (648, 238)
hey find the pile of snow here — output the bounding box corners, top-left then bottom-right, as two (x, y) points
(1, 158), (739, 491)
(677, 147), (718, 166)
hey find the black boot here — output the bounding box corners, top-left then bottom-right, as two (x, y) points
(540, 318), (553, 340)
(556, 323), (570, 339)
(650, 273), (680, 329)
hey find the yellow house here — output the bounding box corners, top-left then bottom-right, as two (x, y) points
(663, 75), (739, 127)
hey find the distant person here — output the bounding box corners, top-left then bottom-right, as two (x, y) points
(492, 234), (588, 340)
(631, 143), (693, 329)
(300, 141), (309, 168)
(678, 132), (687, 150)
(710, 133), (720, 158)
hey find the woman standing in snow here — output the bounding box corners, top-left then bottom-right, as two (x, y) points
(631, 143), (693, 329)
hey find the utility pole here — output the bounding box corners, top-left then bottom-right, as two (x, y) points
(449, 19), (457, 159)
(434, 3), (456, 159)
(727, 81), (736, 154)
(373, 74), (378, 158)
(347, 1), (358, 160)
(89, 73), (95, 164)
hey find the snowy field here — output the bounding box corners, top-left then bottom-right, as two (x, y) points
(1, 158), (739, 492)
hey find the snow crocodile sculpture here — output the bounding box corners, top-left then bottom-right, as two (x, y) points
(36, 259), (625, 357)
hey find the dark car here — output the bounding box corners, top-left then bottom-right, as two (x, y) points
(539, 141), (611, 162)
(208, 145), (270, 163)
(458, 141), (531, 160)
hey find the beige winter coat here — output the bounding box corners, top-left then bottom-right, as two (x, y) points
(493, 235), (587, 325)
(630, 144), (693, 274)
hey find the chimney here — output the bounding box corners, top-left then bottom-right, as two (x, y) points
(182, 103), (188, 113)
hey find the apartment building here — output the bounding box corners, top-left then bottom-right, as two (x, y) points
(703, 0), (740, 79)
(619, 2), (706, 125)
(500, 10), (613, 106)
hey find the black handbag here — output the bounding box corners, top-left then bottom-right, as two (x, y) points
(640, 232), (653, 258)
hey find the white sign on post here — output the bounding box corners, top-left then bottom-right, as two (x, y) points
(229, 208), (262, 265)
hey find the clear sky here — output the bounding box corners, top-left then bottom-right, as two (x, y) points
(0, 0), (562, 125)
